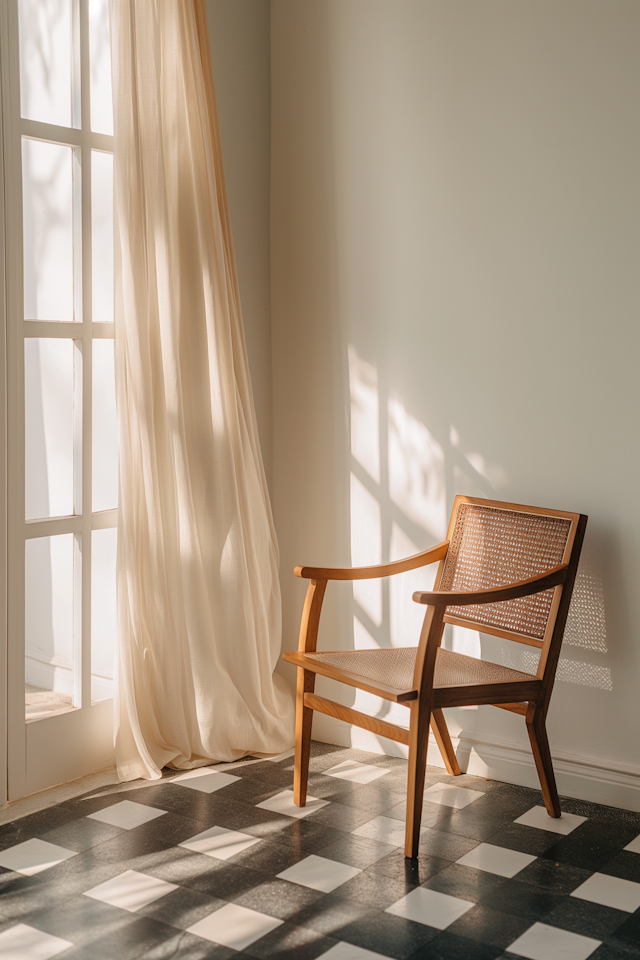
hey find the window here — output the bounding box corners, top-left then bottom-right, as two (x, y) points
(6, 0), (117, 725)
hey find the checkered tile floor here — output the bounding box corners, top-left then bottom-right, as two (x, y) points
(1, 742), (640, 959)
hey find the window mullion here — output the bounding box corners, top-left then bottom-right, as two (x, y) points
(79, 0), (92, 711)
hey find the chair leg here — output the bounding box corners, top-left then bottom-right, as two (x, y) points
(293, 668), (314, 806)
(430, 708), (461, 776)
(526, 707), (561, 818)
(405, 697), (432, 858)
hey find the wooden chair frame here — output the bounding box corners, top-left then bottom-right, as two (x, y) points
(284, 496), (587, 858)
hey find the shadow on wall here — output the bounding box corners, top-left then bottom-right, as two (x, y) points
(345, 344), (611, 749)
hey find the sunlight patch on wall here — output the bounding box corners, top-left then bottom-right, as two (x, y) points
(348, 346), (380, 483)
(389, 523), (435, 647)
(388, 395), (446, 539)
(350, 472), (382, 626)
(564, 540), (607, 653)
(556, 659), (613, 691)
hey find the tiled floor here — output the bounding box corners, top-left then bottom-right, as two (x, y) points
(1, 742), (639, 959)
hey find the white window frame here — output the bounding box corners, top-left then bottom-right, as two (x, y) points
(0, 0), (116, 802)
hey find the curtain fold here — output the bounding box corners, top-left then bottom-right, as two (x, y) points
(110, 0), (294, 781)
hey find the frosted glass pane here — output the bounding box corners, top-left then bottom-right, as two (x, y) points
(91, 527), (116, 702)
(18, 0), (73, 127)
(23, 139), (75, 322)
(89, 0), (113, 135)
(92, 151), (113, 322)
(25, 534), (75, 721)
(93, 340), (118, 511)
(25, 339), (74, 520)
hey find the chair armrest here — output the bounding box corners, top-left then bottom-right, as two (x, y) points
(412, 563), (568, 607)
(295, 541), (449, 581)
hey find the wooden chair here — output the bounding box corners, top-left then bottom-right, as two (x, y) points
(283, 496), (587, 859)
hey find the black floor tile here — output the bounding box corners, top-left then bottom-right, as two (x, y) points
(137, 930), (235, 959)
(336, 869), (415, 910)
(515, 856), (592, 894)
(423, 862), (507, 903)
(232, 877), (325, 920)
(185, 859), (270, 901)
(479, 878), (566, 919)
(446, 903), (532, 949)
(40, 816), (125, 852)
(430, 808), (510, 842)
(315, 833), (397, 868)
(543, 896), (629, 941)
(542, 821), (640, 872)
(82, 916), (183, 960)
(137, 884), (225, 930)
(486, 823), (562, 856)
(22, 896), (139, 946)
(417, 827), (479, 862)
(276, 819), (347, 854)
(611, 911), (640, 950)
(243, 920), (337, 959)
(338, 911), (440, 959)
(601, 852), (640, 884)
(591, 941), (640, 959)
(286, 890), (375, 936)
(409, 930), (504, 959)
(302, 801), (381, 832)
(367, 850), (450, 886)
(229, 836), (308, 875)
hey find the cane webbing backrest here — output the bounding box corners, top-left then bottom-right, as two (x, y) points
(440, 502), (572, 641)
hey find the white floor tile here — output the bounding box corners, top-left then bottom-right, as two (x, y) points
(571, 872), (640, 913)
(84, 869), (177, 912)
(624, 833), (640, 854)
(187, 902), (282, 951)
(0, 923), (72, 960)
(256, 789), (329, 819)
(318, 943), (394, 960)
(0, 838), (78, 876)
(179, 825), (261, 860)
(352, 815), (414, 847)
(514, 805), (587, 835)
(385, 886), (474, 929)
(170, 768), (240, 793)
(87, 799), (167, 830)
(323, 761), (390, 785)
(423, 783), (484, 809)
(265, 748), (296, 762)
(508, 922), (601, 960)
(277, 854), (361, 892)
(456, 842), (536, 878)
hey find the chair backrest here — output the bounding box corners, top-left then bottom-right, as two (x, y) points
(436, 497), (585, 656)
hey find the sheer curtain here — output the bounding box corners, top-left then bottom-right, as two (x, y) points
(110, 0), (294, 781)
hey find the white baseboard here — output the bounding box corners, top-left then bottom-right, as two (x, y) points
(312, 713), (640, 813)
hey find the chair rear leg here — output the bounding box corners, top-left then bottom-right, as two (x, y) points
(431, 708), (461, 776)
(526, 707), (561, 818)
(293, 668), (314, 806)
(405, 698), (432, 858)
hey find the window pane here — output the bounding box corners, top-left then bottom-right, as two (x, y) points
(25, 534), (75, 721)
(23, 139), (75, 322)
(92, 151), (113, 322)
(25, 339), (75, 520)
(91, 527), (116, 702)
(18, 0), (73, 128)
(92, 340), (118, 511)
(89, 0), (113, 135)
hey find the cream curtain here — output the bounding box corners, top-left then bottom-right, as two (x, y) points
(110, 0), (294, 781)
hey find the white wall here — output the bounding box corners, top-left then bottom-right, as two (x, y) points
(271, 1), (640, 809)
(206, 0), (273, 480)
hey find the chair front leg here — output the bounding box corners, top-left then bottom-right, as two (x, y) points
(293, 667), (315, 806)
(431, 708), (461, 776)
(405, 695), (433, 858)
(526, 704), (561, 818)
